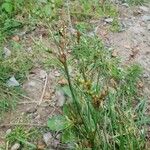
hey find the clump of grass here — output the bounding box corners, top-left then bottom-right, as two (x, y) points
(0, 0), (64, 43)
(0, 0), (24, 42)
(47, 25), (148, 149)
(6, 126), (40, 149)
(110, 18), (121, 32)
(0, 87), (22, 119)
(70, 0), (118, 21)
(75, 22), (93, 33)
(0, 42), (34, 118)
(68, 0), (120, 35)
(0, 0), (65, 118)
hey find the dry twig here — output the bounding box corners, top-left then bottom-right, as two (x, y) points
(38, 73), (48, 105)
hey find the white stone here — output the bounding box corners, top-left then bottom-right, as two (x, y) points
(39, 70), (47, 79)
(139, 6), (149, 12)
(142, 15), (150, 22)
(147, 24), (150, 30)
(105, 18), (114, 23)
(43, 132), (52, 146)
(122, 3), (129, 7)
(11, 143), (20, 150)
(6, 129), (11, 135)
(3, 47), (11, 58)
(7, 76), (20, 87)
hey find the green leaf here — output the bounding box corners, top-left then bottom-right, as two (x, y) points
(2, 2), (13, 13)
(63, 104), (70, 116)
(44, 4), (51, 16)
(61, 129), (76, 143)
(61, 85), (72, 98)
(47, 115), (69, 131)
(3, 19), (22, 32)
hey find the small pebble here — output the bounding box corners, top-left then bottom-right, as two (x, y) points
(56, 133), (61, 140)
(111, 50), (118, 57)
(34, 114), (40, 120)
(139, 6), (149, 12)
(142, 15), (150, 22)
(11, 143), (20, 150)
(52, 139), (60, 148)
(7, 76), (20, 87)
(43, 132), (52, 146)
(39, 70), (47, 79)
(122, 3), (129, 7)
(12, 35), (20, 42)
(37, 140), (46, 149)
(147, 24), (150, 31)
(54, 70), (61, 77)
(105, 18), (113, 23)
(6, 129), (11, 135)
(26, 47), (32, 52)
(58, 78), (68, 86)
(3, 47), (11, 58)
(143, 73), (149, 78)
(26, 107), (37, 114)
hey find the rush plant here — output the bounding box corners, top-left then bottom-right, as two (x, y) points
(47, 25), (148, 149)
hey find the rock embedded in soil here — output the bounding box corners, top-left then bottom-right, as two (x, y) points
(26, 47), (32, 52)
(58, 78), (68, 86)
(55, 90), (66, 107)
(122, 3), (129, 7)
(111, 50), (118, 57)
(39, 70), (47, 79)
(142, 15), (150, 22)
(43, 132), (53, 146)
(11, 143), (20, 150)
(139, 6), (149, 12)
(143, 73), (149, 78)
(54, 70), (61, 77)
(51, 139), (60, 148)
(26, 107), (37, 114)
(7, 76), (20, 87)
(6, 129), (12, 135)
(37, 139), (46, 150)
(147, 24), (150, 31)
(12, 35), (20, 42)
(105, 18), (114, 23)
(55, 133), (61, 140)
(44, 91), (51, 100)
(3, 47), (11, 58)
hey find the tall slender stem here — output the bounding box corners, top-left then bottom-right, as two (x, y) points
(62, 60), (89, 135)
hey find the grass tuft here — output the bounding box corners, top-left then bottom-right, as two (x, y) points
(6, 126), (40, 149)
(47, 29), (148, 149)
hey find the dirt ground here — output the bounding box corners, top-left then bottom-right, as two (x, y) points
(0, 2), (150, 149)
(96, 2), (150, 100)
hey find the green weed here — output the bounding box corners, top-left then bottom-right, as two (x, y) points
(110, 18), (121, 32)
(70, 0), (118, 21)
(0, 0), (64, 43)
(6, 126), (40, 149)
(47, 29), (148, 149)
(75, 22), (93, 33)
(0, 0), (24, 42)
